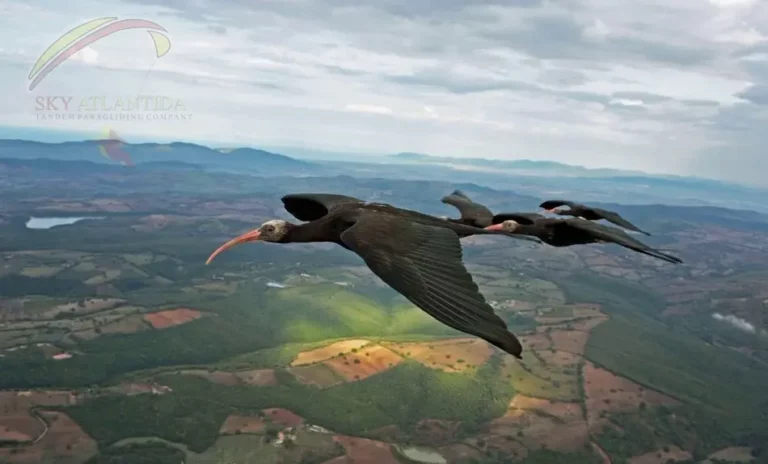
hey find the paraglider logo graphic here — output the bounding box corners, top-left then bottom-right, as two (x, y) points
(98, 127), (133, 166)
(28, 17), (171, 91)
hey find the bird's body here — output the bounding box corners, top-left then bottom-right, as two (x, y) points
(487, 216), (682, 264)
(539, 199), (651, 236)
(440, 190), (543, 229)
(441, 190), (495, 228)
(207, 193), (525, 358)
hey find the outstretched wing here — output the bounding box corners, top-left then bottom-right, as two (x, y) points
(539, 199), (580, 210)
(567, 220), (681, 264)
(492, 212), (545, 225)
(441, 191), (494, 226)
(592, 208), (651, 236)
(281, 193), (363, 221)
(340, 213), (523, 358)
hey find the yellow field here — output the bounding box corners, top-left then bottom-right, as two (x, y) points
(291, 339), (371, 367)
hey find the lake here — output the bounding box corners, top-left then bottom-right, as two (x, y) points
(25, 216), (104, 229)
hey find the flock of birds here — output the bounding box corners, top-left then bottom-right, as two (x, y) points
(206, 191), (682, 359)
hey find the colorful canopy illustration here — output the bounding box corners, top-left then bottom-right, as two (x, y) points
(28, 17), (171, 91)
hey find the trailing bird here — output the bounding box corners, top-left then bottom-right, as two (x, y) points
(441, 190), (547, 229)
(441, 190), (495, 227)
(485, 215), (682, 264)
(205, 193), (526, 358)
(539, 199), (651, 236)
(439, 191), (676, 263)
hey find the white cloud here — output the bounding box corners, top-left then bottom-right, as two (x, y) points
(70, 46), (99, 65)
(583, 19), (610, 40)
(709, 0), (758, 8)
(712, 312), (757, 334)
(610, 98), (644, 107)
(714, 27), (766, 46)
(344, 104), (393, 114)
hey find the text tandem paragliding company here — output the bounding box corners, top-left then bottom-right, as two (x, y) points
(34, 96), (189, 121)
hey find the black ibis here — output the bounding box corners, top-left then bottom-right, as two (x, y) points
(441, 190), (548, 228)
(206, 193), (526, 358)
(439, 190), (540, 244)
(486, 215), (682, 264)
(539, 200), (651, 236)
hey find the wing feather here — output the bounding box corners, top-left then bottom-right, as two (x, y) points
(539, 199), (578, 210)
(340, 214), (523, 358)
(567, 220), (681, 264)
(593, 209), (651, 236)
(281, 193), (363, 221)
(441, 192), (494, 226)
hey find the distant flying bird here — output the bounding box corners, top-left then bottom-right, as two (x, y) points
(539, 200), (651, 236)
(441, 190), (495, 227)
(441, 190), (546, 229)
(205, 193), (526, 358)
(485, 215), (682, 264)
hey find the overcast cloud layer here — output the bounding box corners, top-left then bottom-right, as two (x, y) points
(1, 0), (767, 185)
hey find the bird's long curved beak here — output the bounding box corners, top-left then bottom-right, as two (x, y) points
(484, 224), (504, 231)
(206, 229), (262, 265)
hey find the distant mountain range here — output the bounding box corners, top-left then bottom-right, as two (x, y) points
(389, 152), (644, 176)
(0, 139), (315, 175)
(389, 152), (727, 183)
(1, 138), (766, 214)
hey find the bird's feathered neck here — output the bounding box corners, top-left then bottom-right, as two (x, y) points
(281, 220), (332, 243)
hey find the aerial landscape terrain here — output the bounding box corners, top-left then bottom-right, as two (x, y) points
(0, 139), (767, 464)
(4, 0), (768, 460)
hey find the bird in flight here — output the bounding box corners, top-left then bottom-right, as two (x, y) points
(539, 199), (651, 236)
(439, 190), (680, 264)
(486, 215), (682, 264)
(206, 193), (525, 358)
(441, 190), (543, 228)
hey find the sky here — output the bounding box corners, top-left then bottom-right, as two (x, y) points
(0, 0), (767, 186)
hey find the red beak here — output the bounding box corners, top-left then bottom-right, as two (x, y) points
(544, 208), (557, 213)
(485, 224), (504, 231)
(206, 229), (262, 265)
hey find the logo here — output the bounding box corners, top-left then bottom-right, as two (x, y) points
(28, 17), (171, 91)
(30, 17), (191, 124)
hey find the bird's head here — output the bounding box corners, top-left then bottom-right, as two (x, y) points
(485, 220), (520, 233)
(206, 219), (292, 265)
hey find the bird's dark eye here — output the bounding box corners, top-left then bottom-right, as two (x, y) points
(265, 225), (274, 232)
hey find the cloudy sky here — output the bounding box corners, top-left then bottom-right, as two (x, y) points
(1, 0), (767, 185)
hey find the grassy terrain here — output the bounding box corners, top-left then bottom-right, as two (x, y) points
(581, 275), (768, 460)
(559, 272), (665, 317)
(587, 313), (768, 417)
(501, 354), (580, 401)
(64, 358), (514, 452)
(520, 449), (603, 464)
(594, 405), (734, 462)
(85, 442), (186, 464)
(0, 277), (462, 389)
